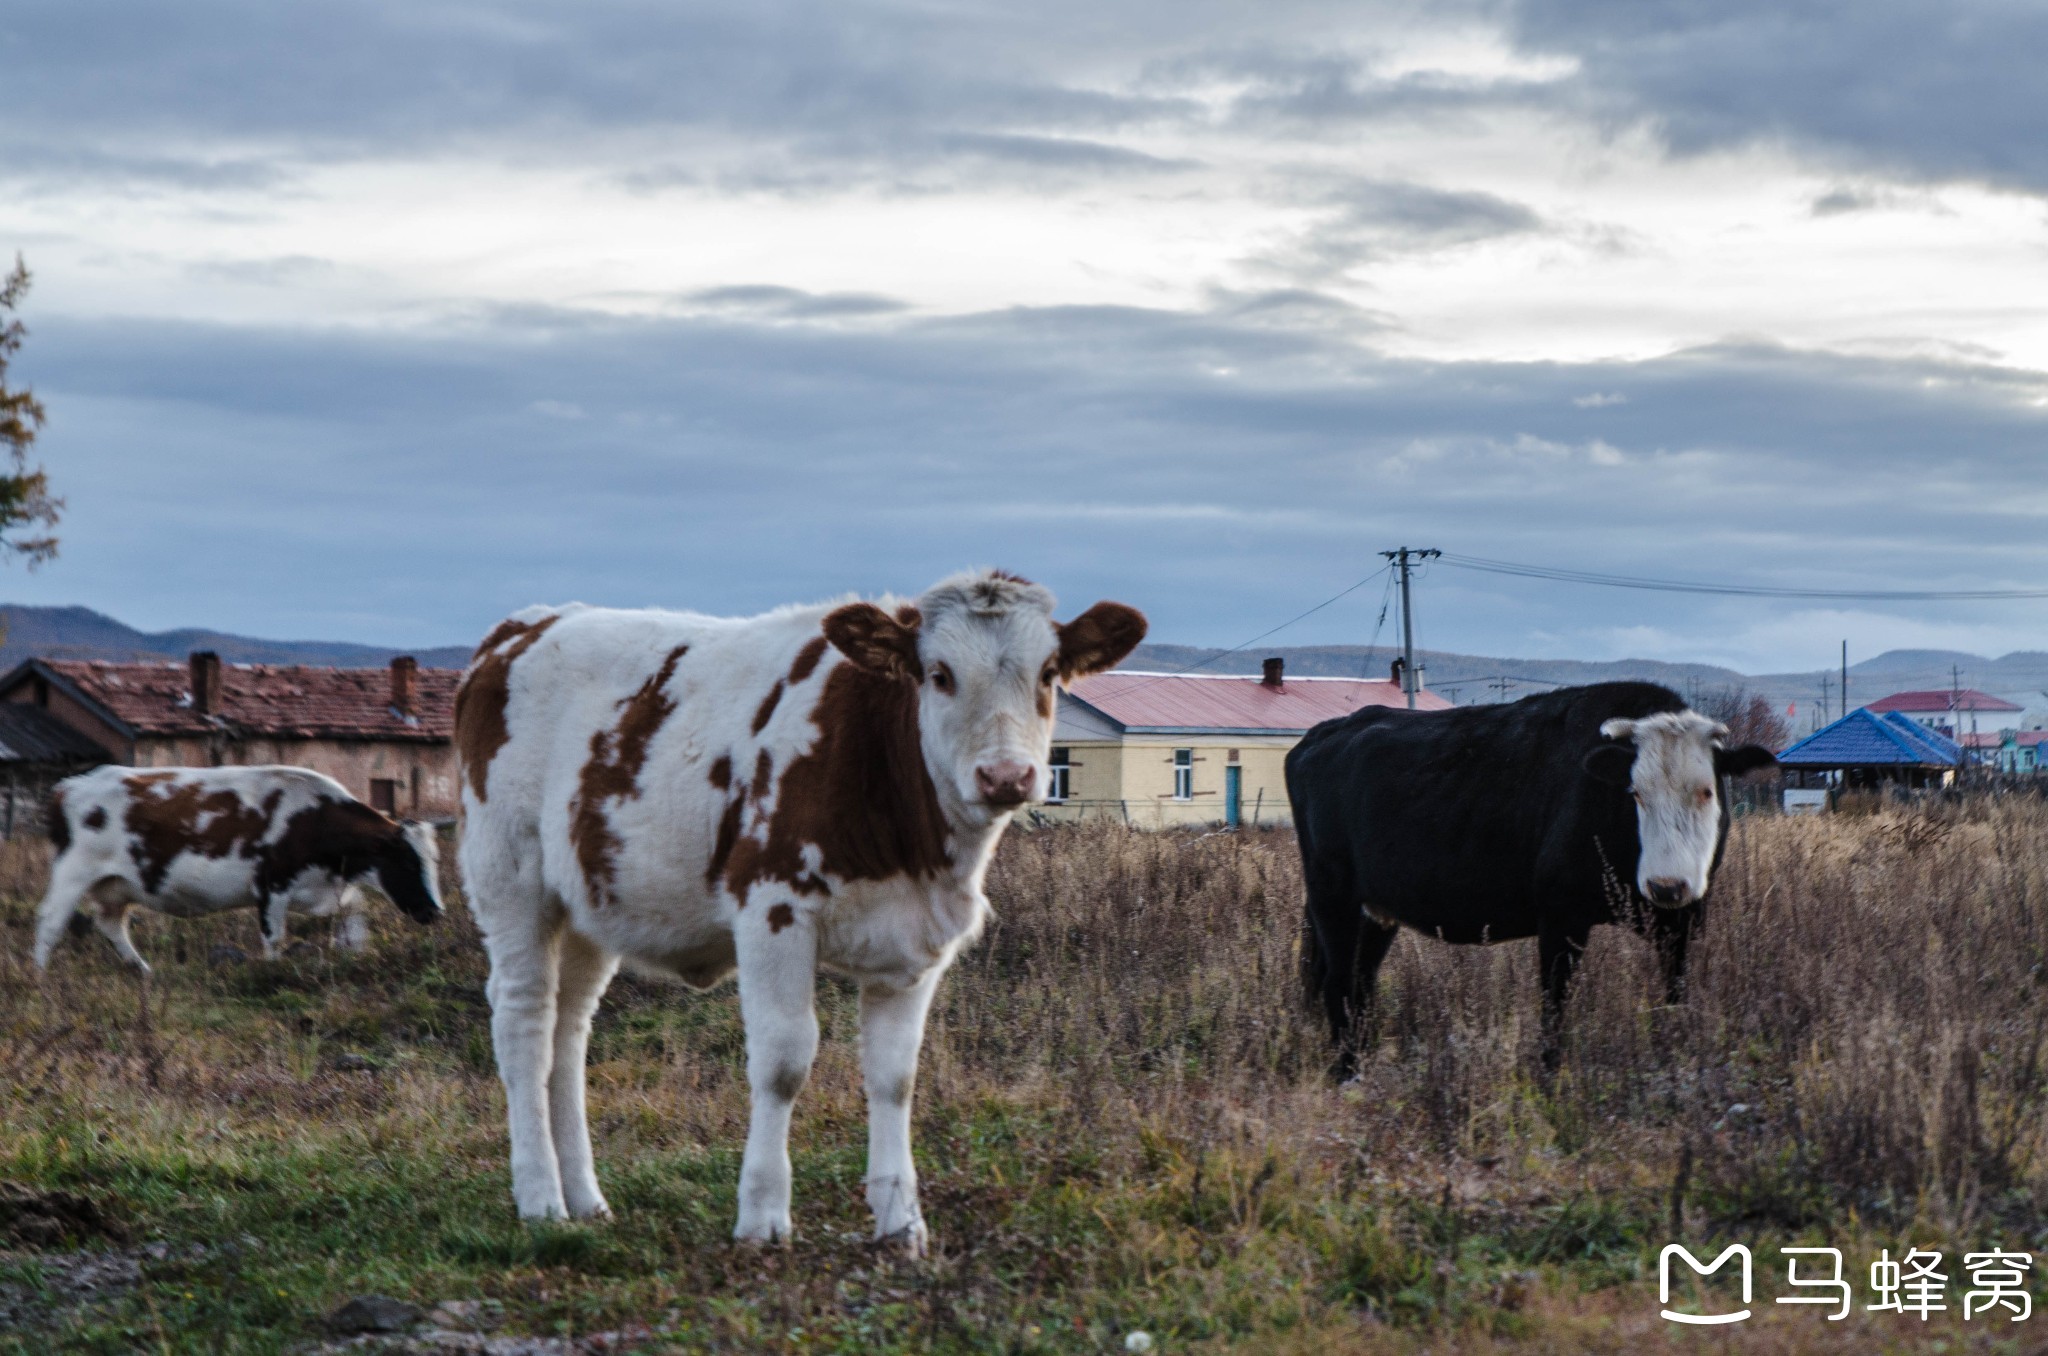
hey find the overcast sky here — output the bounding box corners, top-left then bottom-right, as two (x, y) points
(3, 0), (2046, 672)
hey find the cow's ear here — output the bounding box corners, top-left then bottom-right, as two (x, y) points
(1583, 742), (1636, 787)
(823, 603), (923, 683)
(1715, 744), (1778, 778)
(1056, 602), (1147, 680)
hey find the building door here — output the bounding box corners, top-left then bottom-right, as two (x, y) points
(1224, 764), (1242, 827)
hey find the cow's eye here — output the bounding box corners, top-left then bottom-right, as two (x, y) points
(1698, 787), (1714, 804)
(1039, 663), (1057, 687)
(930, 662), (955, 695)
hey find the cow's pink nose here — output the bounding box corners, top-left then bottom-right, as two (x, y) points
(974, 761), (1035, 808)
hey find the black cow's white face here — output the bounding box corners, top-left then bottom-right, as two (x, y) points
(1586, 711), (1777, 908)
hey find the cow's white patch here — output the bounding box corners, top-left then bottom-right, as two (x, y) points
(1601, 711), (1726, 908)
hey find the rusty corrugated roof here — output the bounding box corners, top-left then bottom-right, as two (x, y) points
(1065, 670), (1450, 734)
(38, 659), (458, 742)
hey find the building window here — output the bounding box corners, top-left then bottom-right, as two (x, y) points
(370, 778), (399, 814)
(1047, 747), (1071, 803)
(1173, 748), (1193, 800)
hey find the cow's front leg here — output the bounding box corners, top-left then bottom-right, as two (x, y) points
(257, 892), (292, 961)
(734, 908), (819, 1245)
(1536, 918), (1591, 1074)
(860, 967), (942, 1257)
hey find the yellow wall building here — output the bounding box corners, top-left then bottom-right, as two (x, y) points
(1041, 659), (1451, 828)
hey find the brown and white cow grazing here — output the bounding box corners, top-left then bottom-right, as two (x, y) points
(35, 765), (444, 972)
(456, 569), (1145, 1250)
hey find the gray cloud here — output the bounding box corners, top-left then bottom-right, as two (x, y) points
(1507, 0), (2048, 193)
(14, 297), (2047, 659)
(679, 285), (908, 320)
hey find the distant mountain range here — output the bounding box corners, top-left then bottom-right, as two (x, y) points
(2, 604), (2041, 728)
(0, 605), (474, 671)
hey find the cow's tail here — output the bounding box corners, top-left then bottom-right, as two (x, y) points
(45, 787), (72, 855)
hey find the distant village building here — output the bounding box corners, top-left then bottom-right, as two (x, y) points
(0, 651), (463, 819)
(1043, 657), (1450, 827)
(1864, 688), (2023, 739)
(1776, 707), (1961, 795)
(0, 702), (117, 836)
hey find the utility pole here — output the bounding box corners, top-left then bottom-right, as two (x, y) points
(1952, 663), (1966, 776)
(1819, 674), (1833, 726)
(1381, 546), (1441, 710)
(1840, 640), (1848, 718)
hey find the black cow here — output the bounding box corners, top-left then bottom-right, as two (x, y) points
(1286, 682), (1776, 1075)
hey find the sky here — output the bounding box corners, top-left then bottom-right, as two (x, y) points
(2, 0), (2046, 673)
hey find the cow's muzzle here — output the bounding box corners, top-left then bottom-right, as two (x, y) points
(1644, 877), (1693, 908)
(974, 761), (1036, 809)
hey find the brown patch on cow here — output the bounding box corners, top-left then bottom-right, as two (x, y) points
(751, 749), (775, 800)
(47, 788), (69, 854)
(1055, 601), (1148, 680)
(1036, 682), (1054, 720)
(708, 755), (732, 791)
(707, 797), (745, 890)
(255, 798), (431, 924)
(788, 635), (830, 685)
(720, 658), (952, 901)
(990, 569), (1035, 585)
(767, 902), (795, 933)
(752, 681), (784, 735)
(570, 646), (689, 906)
(82, 806), (108, 831)
(455, 613), (561, 802)
(124, 780), (284, 894)
(824, 603), (924, 683)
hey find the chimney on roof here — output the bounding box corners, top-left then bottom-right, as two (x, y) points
(1261, 657), (1284, 689)
(390, 655), (418, 716)
(190, 651), (222, 715)
(1389, 656), (1405, 687)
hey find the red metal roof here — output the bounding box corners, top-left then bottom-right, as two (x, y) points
(1965, 730), (2048, 748)
(1865, 688), (2022, 714)
(1065, 670), (1450, 733)
(34, 659), (458, 742)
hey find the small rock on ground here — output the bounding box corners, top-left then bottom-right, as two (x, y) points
(209, 944), (249, 965)
(328, 1295), (424, 1333)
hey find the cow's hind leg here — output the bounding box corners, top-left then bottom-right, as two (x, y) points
(550, 928), (620, 1220)
(734, 912), (819, 1245)
(1303, 861), (1382, 1079)
(32, 862), (97, 970)
(860, 967), (942, 1256)
(481, 898), (568, 1219)
(86, 880), (151, 972)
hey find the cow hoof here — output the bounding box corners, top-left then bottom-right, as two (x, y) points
(877, 1220), (928, 1260)
(566, 1199), (612, 1222)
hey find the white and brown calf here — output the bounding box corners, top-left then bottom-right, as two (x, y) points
(456, 569), (1144, 1250)
(35, 765), (444, 972)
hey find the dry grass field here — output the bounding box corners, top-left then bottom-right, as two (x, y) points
(3, 800), (2048, 1353)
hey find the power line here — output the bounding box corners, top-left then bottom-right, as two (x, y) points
(1439, 553), (2048, 601)
(1108, 566), (1392, 696)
